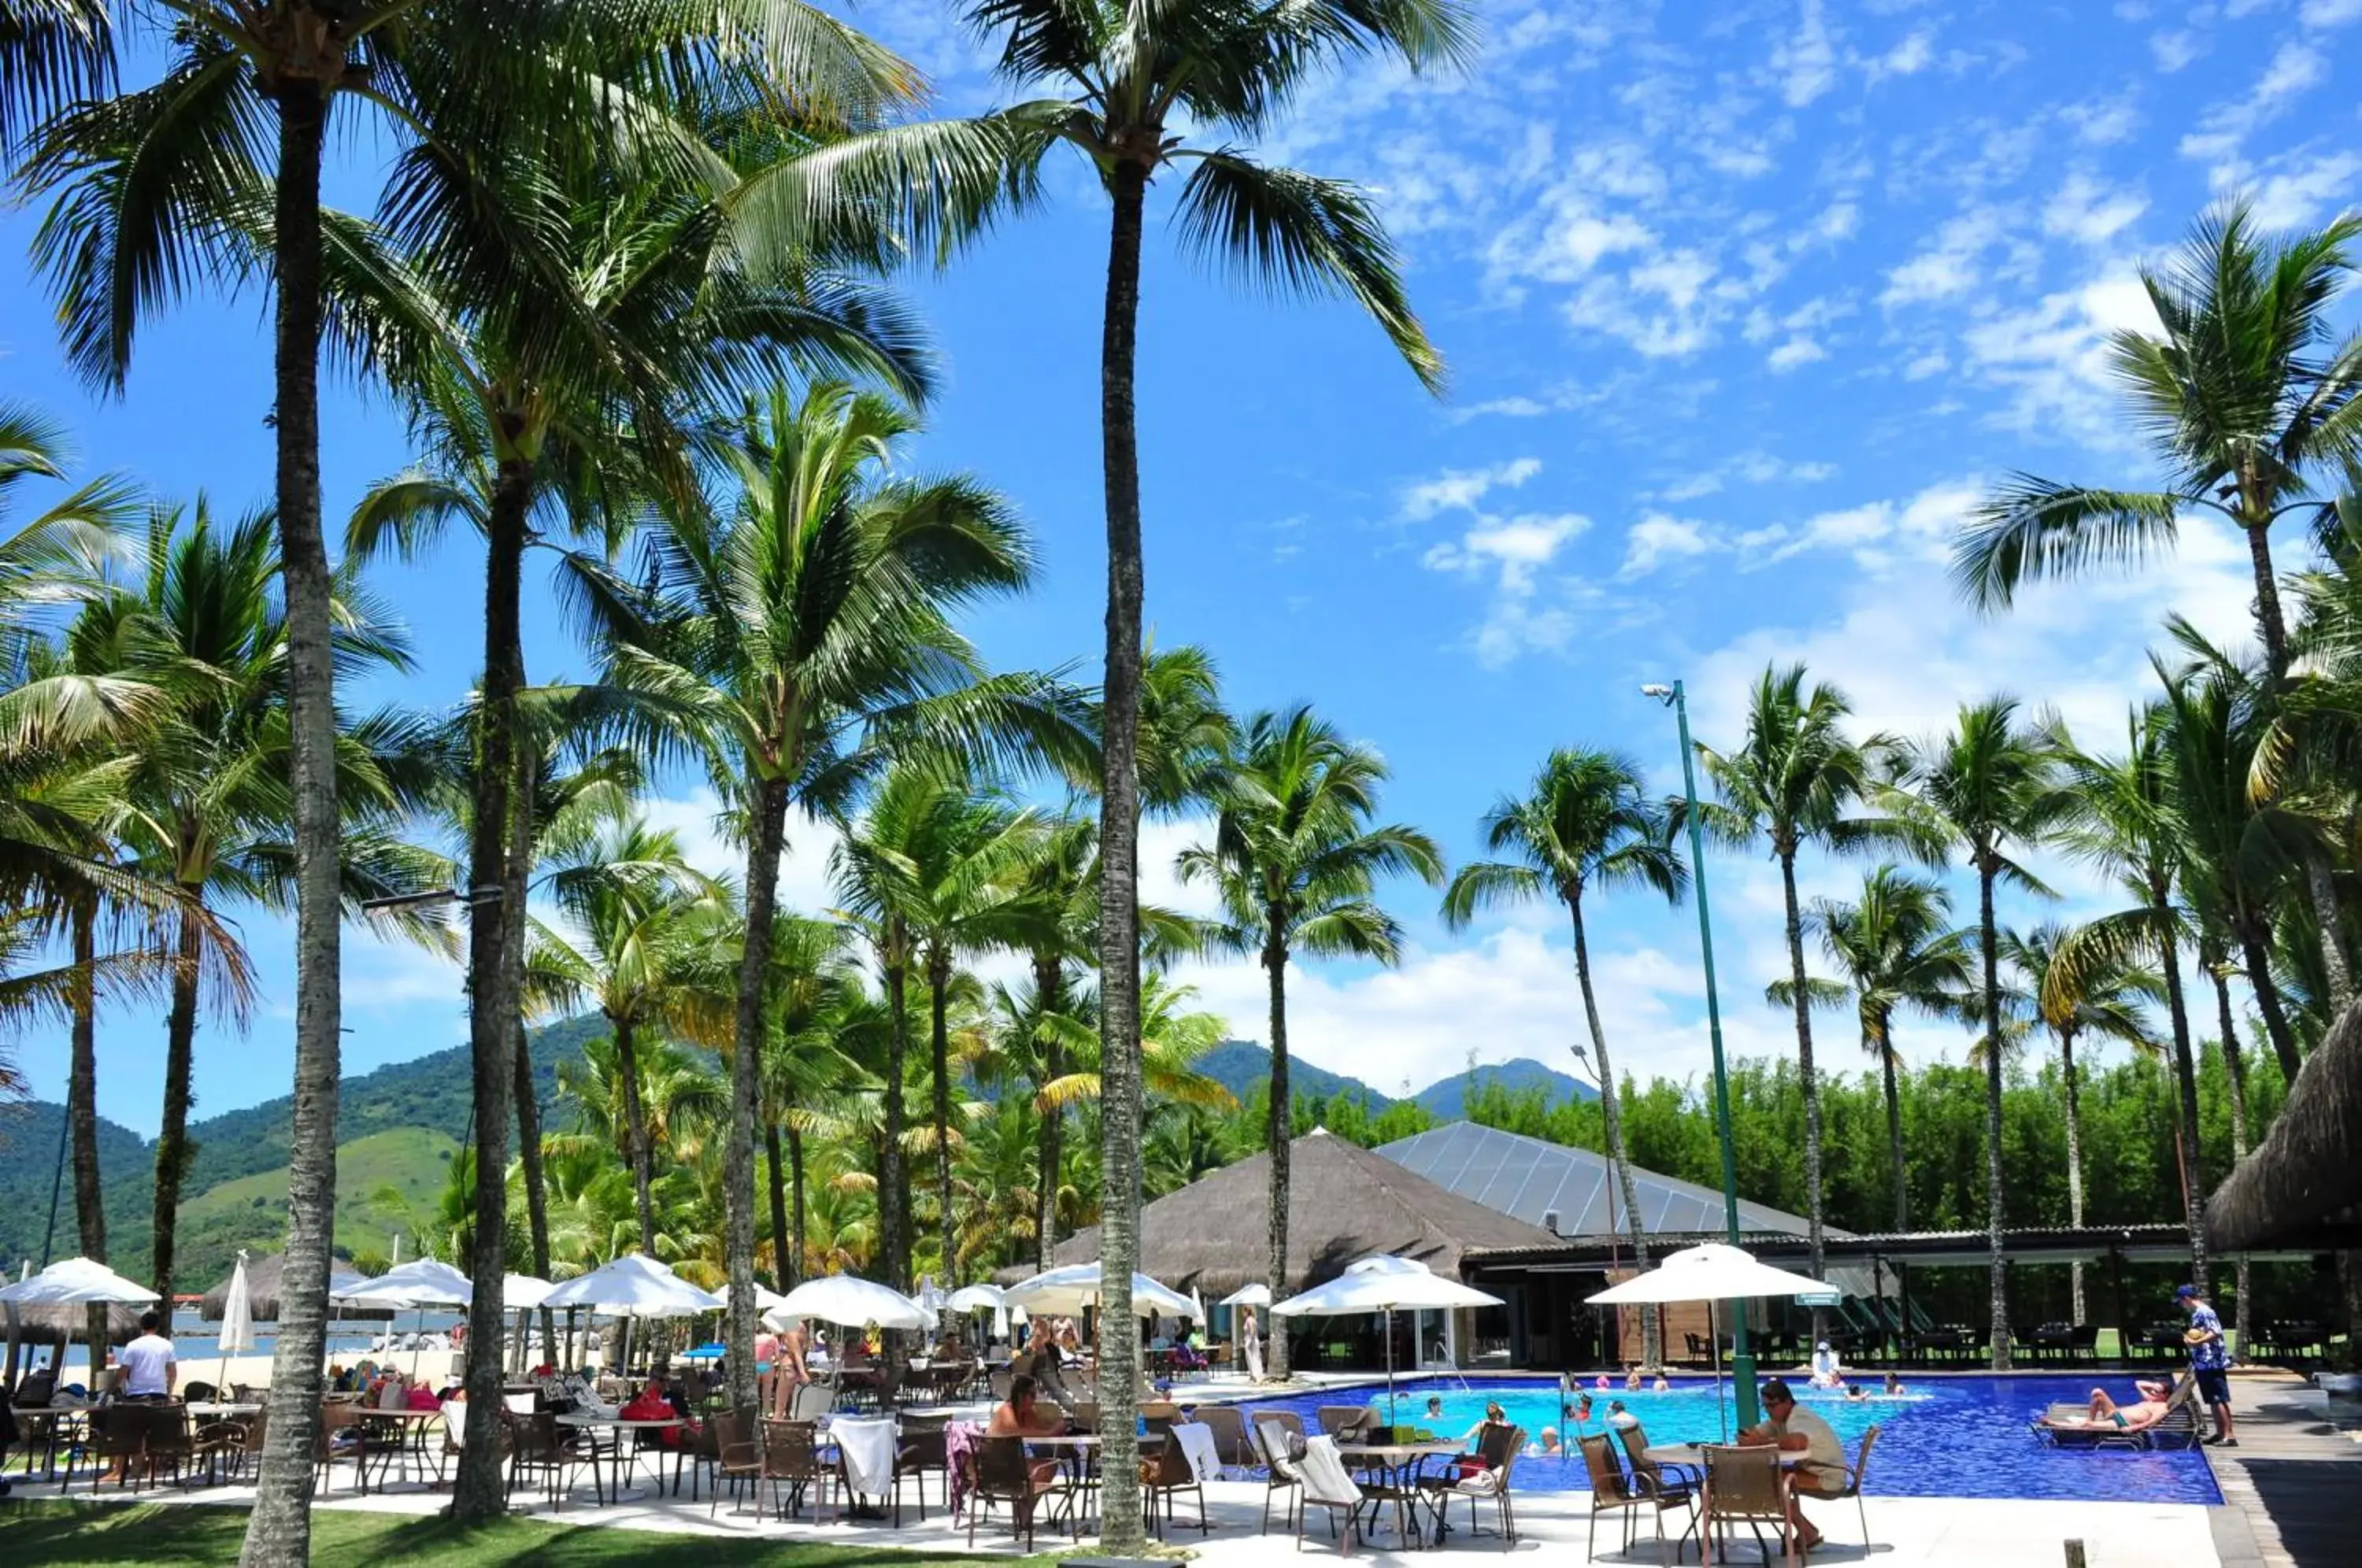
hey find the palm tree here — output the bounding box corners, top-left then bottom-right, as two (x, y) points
(1691, 664), (1905, 1322)
(531, 814), (734, 1256)
(1891, 697), (2070, 1370)
(757, 915), (865, 1292)
(1956, 199), (2361, 1007)
(572, 381), (1066, 1413)
(1441, 748), (1684, 1367)
(1181, 706), (1444, 1378)
(2000, 923), (2161, 1323)
(1769, 865), (1975, 1232)
(24, 8), (924, 1544)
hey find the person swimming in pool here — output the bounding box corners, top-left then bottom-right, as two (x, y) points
(1426, 1396), (1446, 1422)
(2042, 1379), (2174, 1433)
(1883, 1373), (1905, 1396)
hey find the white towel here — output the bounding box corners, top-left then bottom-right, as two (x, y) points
(1298, 1434), (1364, 1506)
(1171, 1422), (1221, 1483)
(832, 1415), (898, 1497)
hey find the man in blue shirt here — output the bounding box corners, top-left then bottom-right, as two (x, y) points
(2177, 1284), (2235, 1446)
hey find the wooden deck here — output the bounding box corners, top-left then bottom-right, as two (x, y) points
(2204, 1371), (2362, 1568)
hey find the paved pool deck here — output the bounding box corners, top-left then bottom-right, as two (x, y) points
(2198, 1373), (2362, 1568)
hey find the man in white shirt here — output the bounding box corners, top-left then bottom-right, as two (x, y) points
(116, 1311), (178, 1400)
(1740, 1378), (1846, 1553)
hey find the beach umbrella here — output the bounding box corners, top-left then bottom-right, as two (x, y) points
(1220, 1282), (1272, 1307)
(713, 1281), (791, 1312)
(216, 1251), (257, 1389)
(335, 1258), (472, 1376)
(502, 1274), (555, 1374)
(1005, 1262), (1194, 1320)
(0, 1257), (161, 1385)
(541, 1254), (721, 1318)
(945, 1282), (1005, 1312)
(770, 1274), (929, 1332)
(1586, 1242), (1842, 1438)
(1274, 1256), (1502, 1421)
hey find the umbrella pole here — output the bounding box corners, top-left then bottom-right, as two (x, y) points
(1712, 1300), (1727, 1443)
(1386, 1307), (1397, 1425)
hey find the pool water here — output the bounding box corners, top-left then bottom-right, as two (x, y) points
(1227, 1375), (2220, 1507)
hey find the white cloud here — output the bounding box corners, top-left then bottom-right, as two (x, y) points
(2305, 0), (2362, 24)
(1401, 457), (1542, 520)
(1880, 209), (2004, 306)
(1772, 0), (1840, 107)
(1425, 511), (1591, 594)
(2180, 41), (2327, 163)
(1619, 513), (1715, 578)
(1904, 349), (1950, 379)
(2246, 152), (2362, 226)
(1958, 271), (2165, 443)
(2043, 172), (2148, 246)
(2150, 31), (2205, 72)
(1767, 335), (1828, 372)
(2064, 96), (2140, 146)
(1868, 29), (1935, 81)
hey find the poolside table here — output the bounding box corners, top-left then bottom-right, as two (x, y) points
(350, 1406), (448, 1492)
(1337, 1440), (1464, 1548)
(555, 1411), (687, 1503)
(1024, 1432), (1101, 1534)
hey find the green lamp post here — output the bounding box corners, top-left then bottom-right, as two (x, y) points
(1643, 679), (1760, 1429)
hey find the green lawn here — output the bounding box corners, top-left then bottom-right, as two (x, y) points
(1, 1501), (1058, 1567)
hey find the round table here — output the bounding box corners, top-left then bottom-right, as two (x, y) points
(1336, 1440), (1466, 1547)
(349, 1407), (449, 1492)
(555, 1413), (687, 1503)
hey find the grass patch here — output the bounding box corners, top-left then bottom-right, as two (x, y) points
(176, 1126), (460, 1266)
(0, 1500), (1059, 1567)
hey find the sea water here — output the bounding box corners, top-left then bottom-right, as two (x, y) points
(1231, 1374), (2221, 1506)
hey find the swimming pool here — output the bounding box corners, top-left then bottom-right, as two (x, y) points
(1225, 1375), (2220, 1506)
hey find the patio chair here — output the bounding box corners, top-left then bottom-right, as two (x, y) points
(1142, 1428), (1211, 1537)
(894, 1422), (949, 1523)
(144, 1404), (195, 1489)
(183, 1381), (218, 1403)
(87, 1404), (150, 1492)
(312, 1403), (370, 1497)
(789, 1381), (835, 1421)
(1253, 1411), (1307, 1534)
(505, 1410), (593, 1511)
(1435, 1422), (1524, 1548)
(1698, 1444), (1789, 1567)
(196, 1409), (266, 1485)
(1316, 1404), (1378, 1440)
(1816, 1423), (1880, 1551)
(1579, 1433), (1667, 1565)
(1194, 1403), (1253, 1470)
(967, 1433), (1072, 1549)
(1614, 1420), (1700, 1522)
(758, 1418), (837, 1524)
(1293, 1433), (1365, 1555)
(708, 1409), (761, 1518)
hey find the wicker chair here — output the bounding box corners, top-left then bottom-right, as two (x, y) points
(143, 1404), (195, 1488)
(196, 1410), (266, 1485)
(1698, 1444), (1790, 1566)
(505, 1410), (592, 1511)
(1252, 1411), (1307, 1535)
(1427, 1422), (1525, 1548)
(1315, 1404), (1378, 1440)
(708, 1409), (761, 1517)
(1579, 1433), (1666, 1565)
(1815, 1423), (1881, 1551)
(1142, 1429), (1209, 1537)
(758, 1418), (837, 1524)
(312, 1403), (370, 1498)
(894, 1422), (949, 1523)
(1613, 1422), (1700, 1546)
(87, 1404), (150, 1492)
(967, 1433), (1072, 1549)
(1193, 1403), (1253, 1470)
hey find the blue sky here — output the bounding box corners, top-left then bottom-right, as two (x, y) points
(7, 0), (2355, 1137)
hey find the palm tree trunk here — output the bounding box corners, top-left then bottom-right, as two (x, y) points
(928, 950), (956, 1281)
(787, 1122), (807, 1287)
(511, 1016), (557, 1368)
(454, 461), (528, 1519)
(150, 889), (204, 1329)
(2060, 1026), (2085, 1325)
(880, 937), (912, 1292)
(765, 1122), (794, 1292)
(724, 775), (791, 1415)
(1875, 1020), (1908, 1230)
(68, 898), (104, 1385)
(244, 76), (342, 1568)
(2302, 850), (2353, 1011)
(614, 1015), (659, 1256)
(2210, 963), (2255, 1350)
(2237, 929), (2302, 1082)
(1778, 851), (1827, 1343)
(1033, 956), (1064, 1270)
(1572, 897), (1657, 1369)
(1976, 867), (2011, 1370)
(1091, 154), (1151, 1555)
(1264, 923), (1294, 1381)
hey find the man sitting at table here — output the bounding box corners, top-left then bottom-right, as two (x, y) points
(1739, 1378), (1846, 1555)
(2041, 1379), (2173, 1434)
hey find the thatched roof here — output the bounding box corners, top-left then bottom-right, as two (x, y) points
(2207, 997), (2362, 1252)
(3, 1301), (145, 1345)
(198, 1253), (391, 1323)
(1020, 1129), (1561, 1296)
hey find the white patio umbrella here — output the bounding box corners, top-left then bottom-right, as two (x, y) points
(1219, 1282), (1272, 1307)
(502, 1274), (554, 1374)
(1273, 1256), (1503, 1421)
(1005, 1262), (1194, 1321)
(1586, 1242), (1842, 1439)
(0, 1256), (159, 1386)
(945, 1282), (1005, 1312)
(335, 1257), (472, 1376)
(714, 1281), (791, 1312)
(215, 1251), (257, 1389)
(768, 1274), (929, 1332)
(542, 1254), (721, 1317)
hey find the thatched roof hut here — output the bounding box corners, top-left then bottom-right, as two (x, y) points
(1020, 1129), (1561, 1296)
(2207, 997), (2362, 1251)
(3, 1300), (145, 1345)
(198, 1253), (391, 1323)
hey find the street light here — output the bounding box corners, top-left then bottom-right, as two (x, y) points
(1643, 678), (1760, 1428)
(360, 886), (503, 913)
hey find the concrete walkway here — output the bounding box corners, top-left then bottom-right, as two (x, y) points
(2203, 1374), (2362, 1568)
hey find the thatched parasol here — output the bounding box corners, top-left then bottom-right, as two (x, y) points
(1011, 1128), (1560, 1295)
(198, 1252), (391, 1323)
(2207, 997), (2362, 1252)
(5, 1300), (145, 1344)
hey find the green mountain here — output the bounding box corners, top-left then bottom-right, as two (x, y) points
(1196, 1040), (1394, 1110)
(0, 1012), (609, 1289)
(1412, 1057), (1599, 1119)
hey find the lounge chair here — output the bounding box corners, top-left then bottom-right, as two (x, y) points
(1697, 1444), (1788, 1567)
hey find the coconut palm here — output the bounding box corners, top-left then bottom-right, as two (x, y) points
(1768, 865), (1975, 1231)
(1890, 697), (2070, 1370)
(570, 380), (1071, 1412)
(1956, 200), (2361, 1007)
(1442, 747), (1684, 1366)
(2000, 922), (2161, 1322)
(1181, 705), (1444, 1378)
